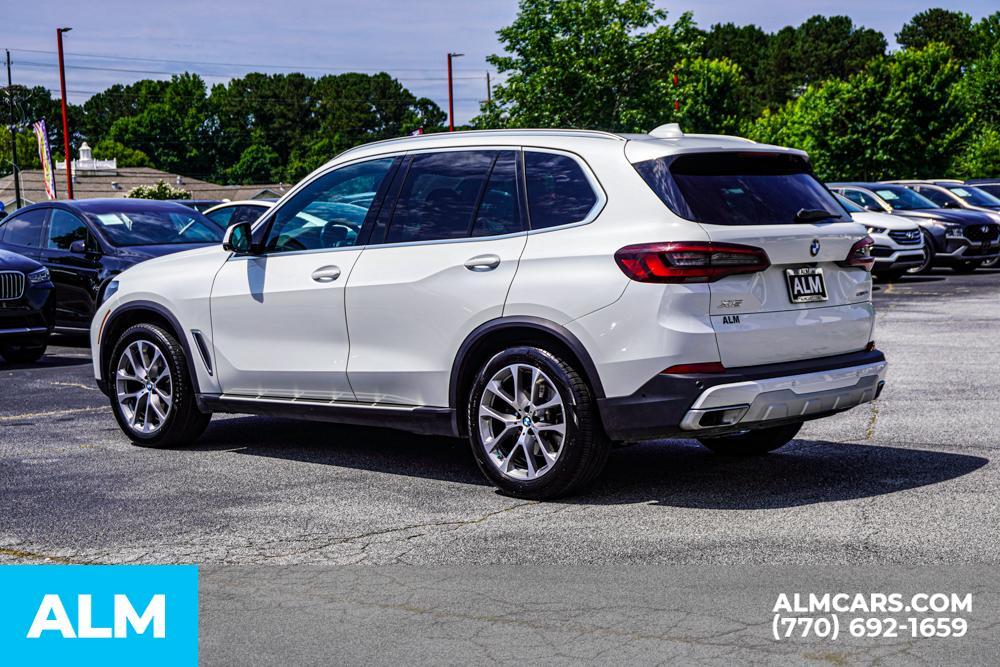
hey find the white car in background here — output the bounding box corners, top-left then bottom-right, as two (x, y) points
(835, 194), (925, 279)
(91, 126), (886, 499)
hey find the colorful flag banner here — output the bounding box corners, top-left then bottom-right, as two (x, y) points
(32, 120), (58, 200)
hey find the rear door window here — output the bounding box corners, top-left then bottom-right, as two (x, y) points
(386, 151), (495, 244)
(524, 151), (599, 229)
(635, 152), (847, 226)
(1, 208), (48, 248)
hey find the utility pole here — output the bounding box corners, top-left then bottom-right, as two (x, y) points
(56, 27), (73, 199)
(447, 52), (463, 132)
(486, 72), (491, 105)
(5, 50), (22, 209)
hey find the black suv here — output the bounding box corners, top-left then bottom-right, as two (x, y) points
(0, 248), (55, 363)
(828, 182), (1000, 273)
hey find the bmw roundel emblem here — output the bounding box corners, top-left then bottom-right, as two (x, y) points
(810, 239), (821, 256)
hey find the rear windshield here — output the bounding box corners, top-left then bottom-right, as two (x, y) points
(634, 152), (849, 226)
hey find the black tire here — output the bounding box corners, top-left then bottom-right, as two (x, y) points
(0, 341), (47, 364)
(697, 422), (802, 456)
(107, 323), (210, 448)
(907, 232), (934, 274)
(951, 260), (980, 274)
(467, 346), (609, 500)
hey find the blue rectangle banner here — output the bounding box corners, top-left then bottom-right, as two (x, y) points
(0, 565), (198, 665)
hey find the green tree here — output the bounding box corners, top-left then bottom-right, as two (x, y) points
(91, 139), (152, 167)
(209, 73), (317, 175)
(225, 139), (282, 184)
(476, 0), (701, 131)
(0, 130), (43, 178)
(80, 80), (171, 143)
(749, 44), (969, 181)
(282, 72), (444, 179)
(953, 126), (1000, 178)
(125, 180), (191, 200)
(699, 22), (770, 115)
(897, 9), (976, 62)
(673, 57), (743, 134)
(107, 73), (219, 179)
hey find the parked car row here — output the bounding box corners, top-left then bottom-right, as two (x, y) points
(828, 181), (1000, 273)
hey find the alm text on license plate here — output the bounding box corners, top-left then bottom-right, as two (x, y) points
(785, 267), (828, 303)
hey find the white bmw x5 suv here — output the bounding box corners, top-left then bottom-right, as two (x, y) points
(92, 125), (887, 499)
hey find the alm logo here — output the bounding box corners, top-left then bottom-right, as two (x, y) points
(27, 593), (166, 639)
(0, 565), (197, 665)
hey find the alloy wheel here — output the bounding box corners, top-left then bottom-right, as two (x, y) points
(477, 363), (566, 481)
(115, 339), (173, 434)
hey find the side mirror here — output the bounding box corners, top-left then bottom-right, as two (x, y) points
(69, 239), (93, 255)
(223, 221), (254, 254)
(863, 204), (882, 212)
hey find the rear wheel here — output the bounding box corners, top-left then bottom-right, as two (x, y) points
(467, 346), (609, 499)
(0, 341), (47, 364)
(697, 422), (802, 456)
(108, 323), (210, 448)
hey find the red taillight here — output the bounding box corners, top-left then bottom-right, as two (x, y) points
(662, 362), (727, 374)
(839, 236), (875, 271)
(614, 242), (770, 283)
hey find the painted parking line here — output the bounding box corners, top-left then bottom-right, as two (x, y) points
(0, 407), (106, 423)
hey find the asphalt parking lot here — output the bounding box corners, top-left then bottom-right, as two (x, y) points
(2, 268), (999, 566)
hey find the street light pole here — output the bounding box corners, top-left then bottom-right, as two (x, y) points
(56, 27), (73, 199)
(447, 52), (463, 132)
(5, 49), (22, 209)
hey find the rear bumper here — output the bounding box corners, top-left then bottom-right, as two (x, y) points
(597, 349), (886, 441)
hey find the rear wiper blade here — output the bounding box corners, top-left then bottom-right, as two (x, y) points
(795, 208), (838, 223)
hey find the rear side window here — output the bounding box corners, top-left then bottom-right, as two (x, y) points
(524, 151), (598, 229)
(386, 151), (494, 244)
(1, 208), (48, 248)
(634, 152), (848, 226)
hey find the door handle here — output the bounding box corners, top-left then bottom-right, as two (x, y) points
(464, 254), (501, 272)
(311, 265), (342, 282)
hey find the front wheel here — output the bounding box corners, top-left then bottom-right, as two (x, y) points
(467, 346), (609, 499)
(108, 323), (210, 448)
(697, 422), (802, 456)
(906, 233), (935, 274)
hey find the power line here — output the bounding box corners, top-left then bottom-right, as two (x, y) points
(4, 46), (496, 76)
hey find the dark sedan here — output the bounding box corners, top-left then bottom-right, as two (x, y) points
(0, 199), (223, 330)
(0, 248), (55, 363)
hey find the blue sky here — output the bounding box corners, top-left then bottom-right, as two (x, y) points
(2, 1), (994, 126)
